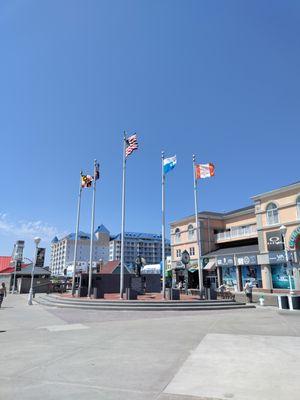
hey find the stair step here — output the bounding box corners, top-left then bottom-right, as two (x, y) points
(35, 296), (254, 311)
(39, 296), (243, 307)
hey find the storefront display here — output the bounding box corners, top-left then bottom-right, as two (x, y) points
(242, 266), (262, 288)
(271, 264), (294, 289)
(222, 266), (237, 288)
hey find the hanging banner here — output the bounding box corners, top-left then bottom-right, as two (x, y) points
(35, 248), (46, 268)
(266, 231), (284, 251)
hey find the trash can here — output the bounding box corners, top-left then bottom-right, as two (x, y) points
(278, 295), (289, 309)
(171, 288), (180, 300)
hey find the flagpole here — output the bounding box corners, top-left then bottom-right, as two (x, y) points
(71, 172), (83, 296)
(88, 159), (97, 298)
(193, 155), (203, 298)
(161, 151), (166, 299)
(120, 132), (127, 298)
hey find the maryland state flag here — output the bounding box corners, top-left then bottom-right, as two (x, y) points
(81, 174), (93, 188)
(195, 163), (215, 179)
(94, 163), (100, 180)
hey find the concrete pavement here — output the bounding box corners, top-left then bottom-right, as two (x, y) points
(1, 294), (300, 399)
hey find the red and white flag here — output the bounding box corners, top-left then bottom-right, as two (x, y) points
(125, 134), (138, 157)
(195, 163), (215, 179)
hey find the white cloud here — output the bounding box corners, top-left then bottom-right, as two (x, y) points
(0, 213), (65, 242)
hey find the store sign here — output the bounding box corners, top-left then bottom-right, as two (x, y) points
(266, 231), (284, 251)
(289, 226), (300, 249)
(236, 254), (257, 265)
(217, 255), (234, 266)
(268, 251), (295, 265)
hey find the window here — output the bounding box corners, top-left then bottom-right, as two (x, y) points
(188, 224), (194, 240)
(297, 196), (300, 219)
(175, 228), (181, 243)
(190, 247), (195, 256)
(176, 249), (181, 258)
(266, 202), (279, 225)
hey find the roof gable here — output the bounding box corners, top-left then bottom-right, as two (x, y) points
(101, 260), (132, 274)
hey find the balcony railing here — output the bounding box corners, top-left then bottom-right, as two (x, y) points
(215, 225), (257, 242)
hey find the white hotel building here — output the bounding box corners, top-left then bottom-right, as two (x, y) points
(50, 225), (110, 276)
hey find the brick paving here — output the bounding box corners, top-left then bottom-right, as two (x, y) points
(59, 292), (201, 301)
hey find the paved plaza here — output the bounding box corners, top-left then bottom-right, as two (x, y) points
(1, 295), (300, 400)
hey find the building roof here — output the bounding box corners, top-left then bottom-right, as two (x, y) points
(54, 226), (110, 243)
(95, 224), (110, 234)
(110, 232), (170, 242)
(252, 181), (300, 200)
(101, 260), (120, 274)
(101, 260), (132, 274)
(170, 205), (255, 226)
(0, 256), (12, 273)
(0, 262), (45, 275)
(65, 231), (91, 240)
(17, 264), (51, 275)
(203, 244), (259, 258)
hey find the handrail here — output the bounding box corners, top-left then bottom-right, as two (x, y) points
(215, 225), (257, 241)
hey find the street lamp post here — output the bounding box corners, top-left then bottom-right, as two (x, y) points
(28, 237), (41, 305)
(279, 225), (294, 295)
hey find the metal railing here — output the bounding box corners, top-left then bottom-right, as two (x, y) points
(215, 225), (257, 241)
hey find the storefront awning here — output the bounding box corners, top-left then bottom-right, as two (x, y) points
(203, 261), (216, 271)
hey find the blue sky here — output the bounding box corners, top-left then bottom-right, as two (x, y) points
(0, 0), (299, 261)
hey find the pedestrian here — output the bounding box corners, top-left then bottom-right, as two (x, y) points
(0, 282), (7, 308)
(244, 281), (253, 303)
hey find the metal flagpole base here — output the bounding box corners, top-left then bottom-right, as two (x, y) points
(28, 289), (33, 305)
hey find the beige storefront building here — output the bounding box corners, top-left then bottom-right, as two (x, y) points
(170, 181), (300, 293)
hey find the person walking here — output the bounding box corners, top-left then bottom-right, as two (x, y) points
(244, 281), (253, 303)
(0, 282), (7, 308)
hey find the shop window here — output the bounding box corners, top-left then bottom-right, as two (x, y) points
(175, 228), (181, 243)
(242, 266), (262, 288)
(271, 264), (295, 290)
(297, 196), (300, 219)
(188, 224), (194, 240)
(266, 203), (279, 225)
(221, 267), (237, 289)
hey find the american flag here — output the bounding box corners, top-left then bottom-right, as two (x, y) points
(125, 134), (138, 157)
